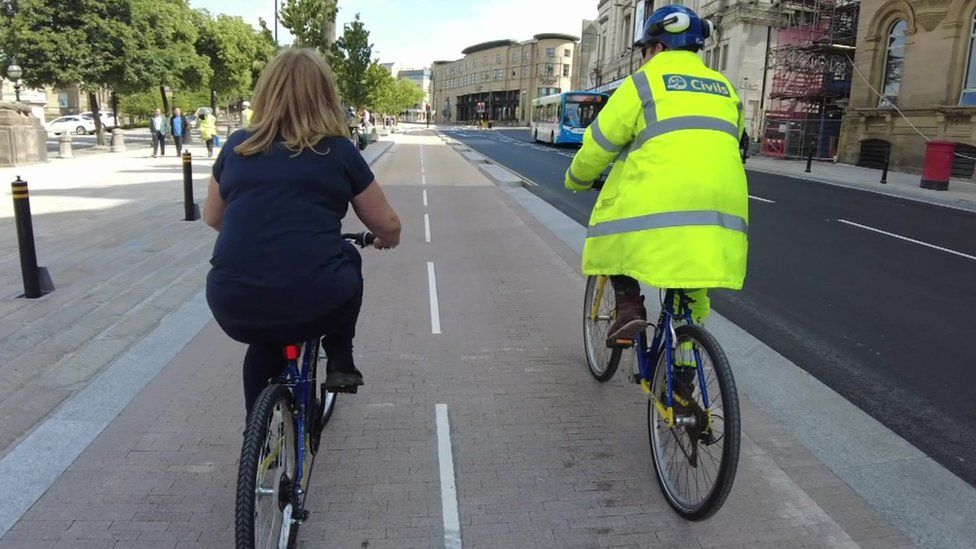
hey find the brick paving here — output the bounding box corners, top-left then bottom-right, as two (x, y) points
(1, 134), (914, 548)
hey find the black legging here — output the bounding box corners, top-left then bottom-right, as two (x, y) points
(610, 275), (641, 298)
(241, 242), (363, 412)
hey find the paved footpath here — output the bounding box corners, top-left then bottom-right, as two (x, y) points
(0, 133), (915, 548)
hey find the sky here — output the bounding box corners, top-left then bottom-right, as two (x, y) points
(191, 0), (597, 69)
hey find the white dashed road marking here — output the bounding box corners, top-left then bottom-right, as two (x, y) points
(838, 219), (976, 261)
(435, 404), (462, 549)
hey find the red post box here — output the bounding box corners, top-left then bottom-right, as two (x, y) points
(920, 141), (956, 191)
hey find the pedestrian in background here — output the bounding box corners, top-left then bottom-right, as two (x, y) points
(170, 108), (189, 155)
(241, 101), (253, 129)
(150, 108), (167, 157)
(200, 112), (217, 157)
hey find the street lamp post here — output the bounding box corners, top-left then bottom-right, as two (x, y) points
(7, 63), (23, 102)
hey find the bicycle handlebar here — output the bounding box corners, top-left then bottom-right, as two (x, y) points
(342, 231), (375, 248)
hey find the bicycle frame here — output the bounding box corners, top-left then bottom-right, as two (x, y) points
(634, 289), (712, 425)
(279, 339), (318, 509)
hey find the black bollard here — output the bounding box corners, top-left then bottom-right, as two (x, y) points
(805, 146), (814, 173)
(880, 150), (890, 185)
(11, 177), (54, 298)
(182, 150), (200, 221)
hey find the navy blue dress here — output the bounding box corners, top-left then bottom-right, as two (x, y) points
(206, 130), (374, 345)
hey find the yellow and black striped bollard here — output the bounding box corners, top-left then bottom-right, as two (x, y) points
(11, 177), (54, 298)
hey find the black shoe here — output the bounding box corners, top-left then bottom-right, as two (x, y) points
(324, 370), (363, 392)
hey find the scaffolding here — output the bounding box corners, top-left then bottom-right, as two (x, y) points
(761, 0), (859, 159)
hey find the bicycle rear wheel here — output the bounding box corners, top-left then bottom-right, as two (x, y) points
(583, 275), (621, 382)
(647, 324), (740, 521)
(236, 384), (298, 548)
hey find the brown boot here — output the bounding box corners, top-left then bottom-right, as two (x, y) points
(607, 293), (648, 341)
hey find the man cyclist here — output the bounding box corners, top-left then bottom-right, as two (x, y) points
(565, 5), (748, 342)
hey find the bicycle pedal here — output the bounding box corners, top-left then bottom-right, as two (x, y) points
(605, 337), (635, 349)
(295, 509), (310, 521)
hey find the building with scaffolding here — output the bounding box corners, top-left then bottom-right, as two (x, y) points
(760, 0), (859, 160)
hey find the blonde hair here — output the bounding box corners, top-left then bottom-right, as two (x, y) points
(235, 48), (348, 156)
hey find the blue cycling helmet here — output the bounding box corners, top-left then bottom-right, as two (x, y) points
(635, 5), (713, 51)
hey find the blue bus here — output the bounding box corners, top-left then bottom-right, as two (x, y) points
(531, 91), (609, 145)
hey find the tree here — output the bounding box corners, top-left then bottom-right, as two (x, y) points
(331, 13), (373, 108)
(2, 0), (139, 145)
(279, 0), (337, 52)
(196, 13), (274, 110)
(126, 0), (212, 114)
(371, 75), (425, 119)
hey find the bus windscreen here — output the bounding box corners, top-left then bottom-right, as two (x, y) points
(563, 95), (606, 129)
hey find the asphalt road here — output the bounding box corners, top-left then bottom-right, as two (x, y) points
(445, 127), (976, 487)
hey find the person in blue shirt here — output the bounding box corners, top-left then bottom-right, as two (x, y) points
(203, 48), (402, 413)
(170, 108), (189, 155)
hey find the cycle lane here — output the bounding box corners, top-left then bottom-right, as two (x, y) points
(0, 132), (913, 548)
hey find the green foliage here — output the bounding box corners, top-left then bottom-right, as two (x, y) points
(2, 0), (137, 90)
(370, 74), (426, 116)
(126, 0), (212, 97)
(197, 13), (274, 103)
(279, 0), (337, 51)
(120, 86), (210, 118)
(331, 13), (373, 108)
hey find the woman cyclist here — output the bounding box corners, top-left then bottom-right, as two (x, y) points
(203, 48), (401, 413)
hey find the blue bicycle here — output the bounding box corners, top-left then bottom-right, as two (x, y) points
(583, 279), (740, 520)
(235, 232), (374, 549)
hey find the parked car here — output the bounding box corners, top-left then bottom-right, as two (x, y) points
(79, 111), (117, 130)
(46, 115), (96, 135)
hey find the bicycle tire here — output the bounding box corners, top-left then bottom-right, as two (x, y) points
(583, 276), (621, 382)
(647, 324), (740, 521)
(236, 384), (298, 548)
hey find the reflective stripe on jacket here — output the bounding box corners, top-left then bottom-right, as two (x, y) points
(565, 50), (748, 290)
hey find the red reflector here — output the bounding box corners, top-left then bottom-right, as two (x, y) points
(284, 345), (301, 360)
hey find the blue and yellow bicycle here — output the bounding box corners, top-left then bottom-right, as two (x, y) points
(583, 277), (740, 520)
(235, 232), (373, 549)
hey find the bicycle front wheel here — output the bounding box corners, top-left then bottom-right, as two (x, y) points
(583, 275), (622, 382)
(647, 324), (740, 521)
(236, 384), (298, 548)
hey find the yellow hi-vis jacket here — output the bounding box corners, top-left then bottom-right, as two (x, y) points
(242, 108), (253, 129)
(565, 50), (748, 290)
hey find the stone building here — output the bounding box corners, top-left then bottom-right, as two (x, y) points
(397, 67), (432, 123)
(576, 0), (779, 139)
(430, 33), (579, 124)
(838, 0), (976, 175)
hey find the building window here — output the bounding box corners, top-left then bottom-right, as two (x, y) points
(511, 52), (519, 63)
(546, 63), (554, 76)
(523, 50), (530, 61)
(720, 44), (728, 71)
(522, 66), (530, 77)
(563, 64), (570, 77)
(473, 58), (477, 68)
(496, 53), (501, 63)
(496, 69), (503, 80)
(546, 47), (556, 57)
(962, 17), (976, 105)
(880, 19), (907, 106)
(565, 48), (571, 58)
